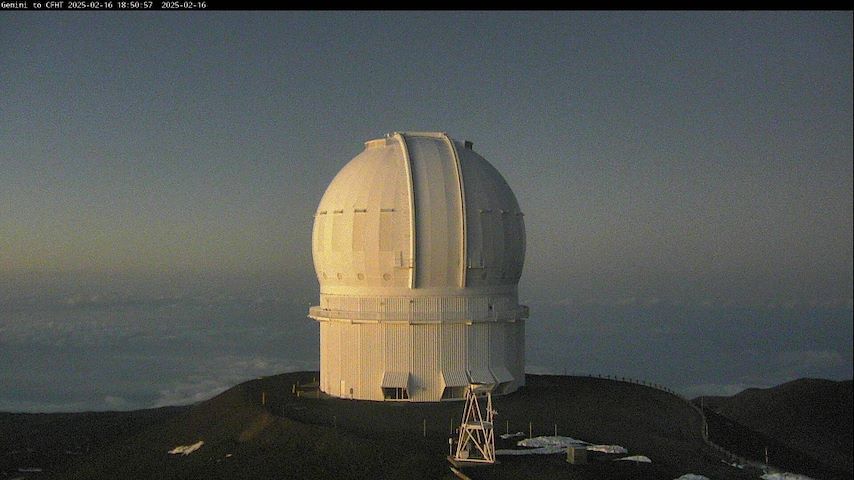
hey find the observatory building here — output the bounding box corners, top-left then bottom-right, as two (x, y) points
(309, 132), (527, 401)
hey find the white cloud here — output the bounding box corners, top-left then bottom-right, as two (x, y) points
(777, 349), (844, 369)
(525, 364), (558, 375)
(153, 382), (231, 408)
(0, 398), (94, 413)
(150, 356), (317, 408)
(763, 349), (847, 383)
(104, 395), (133, 410)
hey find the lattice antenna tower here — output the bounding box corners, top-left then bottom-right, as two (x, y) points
(453, 384), (496, 464)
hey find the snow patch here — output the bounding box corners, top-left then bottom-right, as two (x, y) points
(168, 440), (204, 456)
(721, 459), (745, 469)
(616, 455), (652, 463)
(496, 446), (566, 456)
(587, 444), (628, 454)
(499, 435), (628, 457)
(516, 436), (626, 454)
(517, 436), (588, 448)
(761, 473), (817, 480)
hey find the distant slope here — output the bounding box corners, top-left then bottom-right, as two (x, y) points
(699, 378), (853, 474)
(5, 373), (769, 480)
(0, 407), (186, 477)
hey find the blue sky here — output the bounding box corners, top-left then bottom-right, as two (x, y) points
(1, 11), (851, 411)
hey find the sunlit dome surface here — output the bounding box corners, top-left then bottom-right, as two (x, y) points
(309, 132), (528, 402)
(312, 131), (525, 292)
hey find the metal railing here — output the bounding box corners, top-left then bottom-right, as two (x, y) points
(582, 373), (772, 472)
(308, 305), (529, 323)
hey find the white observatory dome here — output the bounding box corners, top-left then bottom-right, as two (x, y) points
(309, 132), (528, 402)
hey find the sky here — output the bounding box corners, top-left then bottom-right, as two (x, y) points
(1, 11), (852, 411)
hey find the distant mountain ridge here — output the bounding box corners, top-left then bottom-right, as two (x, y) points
(697, 378), (853, 474)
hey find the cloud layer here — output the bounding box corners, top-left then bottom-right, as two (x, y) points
(1, 288), (850, 411)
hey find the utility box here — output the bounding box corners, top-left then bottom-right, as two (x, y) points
(566, 446), (587, 465)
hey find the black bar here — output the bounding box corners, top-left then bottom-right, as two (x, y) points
(0, 0), (336, 10)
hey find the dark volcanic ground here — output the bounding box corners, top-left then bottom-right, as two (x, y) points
(1, 373), (848, 480)
(698, 378), (853, 475)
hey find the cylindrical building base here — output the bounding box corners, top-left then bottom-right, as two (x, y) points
(317, 320), (525, 401)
